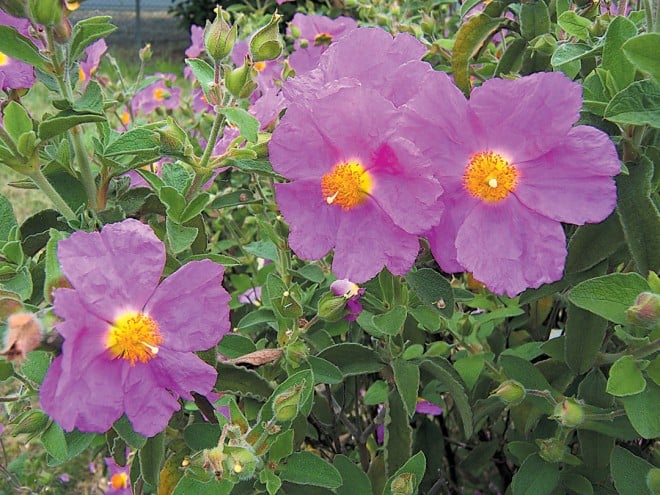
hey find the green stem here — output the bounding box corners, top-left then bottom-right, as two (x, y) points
(26, 167), (77, 221)
(0, 126), (21, 157)
(199, 108), (225, 171)
(527, 388), (559, 406)
(644, 0), (654, 32)
(597, 338), (660, 365)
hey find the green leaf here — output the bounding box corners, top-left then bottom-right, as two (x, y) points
(217, 334), (256, 359)
(181, 192), (210, 224)
(184, 423), (222, 451)
(279, 452), (342, 489)
(551, 43), (595, 67)
(406, 268), (454, 317)
(173, 476), (233, 495)
(43, 229), (68, 303)
(611, 446), (655, 495)
(166, 217), (198, 254)
(616, 158), (660, 274)
(454, 353), (485, 390)
(236, 308), (276, 332)
(21, 351), (51, 386)
(494, 37), (527, 76)
(605, 79), (660, 128)
(372, 306), (407, 336)
(620, 379), (660, 438)
(210, 189), (258, 209)
(159, 186), (186, 222)
(0, 25), (47, 70)
(569, 273), (650, 324)
(4, 101), (32, 143)
(261, 468), (282, 495)
(225, 158), (281, 178)
(385, 388), (412, 476)
(113, 415), (147, 449)
(0, 194), (17, 242)
(105, 128), (160, 158)
(215, 361), (274, 400)
(294, 265), (325, 283)
(70, 16), (117, 62)
(218, 108), (259, 143)
(73, 81), (104, 114)
(334, 454), (372, 495)
(364, 380), (389, 405)
(139, 431), (165, 487)
(602, 16), (637, 92)
(307, 356), (343, 385)
(511, 454), (561, 495)
(565, 213), (625, 274)
(244, 239), (278, 261)
(564, 304), (607, 374)
(408, 305), (442, 333)
(41, 422), (68, 463)
(185, 58), (215, 100)
(421, 359), (473, 437)
(557, 11), (592, 41)
(317, 343), (383, 377)
(38, 110), (106, 141)
(622, 33), (660, 81)
(383, 451), (426, 495)
(607, 355), (646, 396)
(451, 14), (508, 93)
(520, 0), (550, 40)
(392, 358), (420, 417)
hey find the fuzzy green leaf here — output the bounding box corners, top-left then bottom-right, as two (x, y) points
(605, 79), (660, 128)
(279, 452), (342, 489)
(622, 33), (660, 81)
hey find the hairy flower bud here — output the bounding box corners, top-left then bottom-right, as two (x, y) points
(0, 0), (29, 18)
(204, 7), (237, 61)
(139, 43), (152, 62)
(318, 293), (349, 322)
(249, 13), (282, 62)
(491, 380), (526, 406)
(11, 409), (49, 436)
(551, 398), (585, 428)
(536, 437), (568, 463)
(390, 473), (415, 495)
(225, 59), (255, 99)
(52, 16), (71, 43)
(0, 312), (43, 361)
(272, 383), (304, 422)
(28, 0), (62, 26)
(203, 446), (225, 478)
(626, 292), (660, 330)
(224, 446), (259, 481)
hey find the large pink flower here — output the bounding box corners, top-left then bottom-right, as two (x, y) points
(269, 85), (443, 283)
(132, 73), (181, 115)
(0, 10), (42, 91)
(402, 71), (620, 296)
(40, 219), (231, 437)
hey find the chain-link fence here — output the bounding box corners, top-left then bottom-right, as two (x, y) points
(71, 0), (191, 57)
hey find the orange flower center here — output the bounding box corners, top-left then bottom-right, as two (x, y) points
(120, 111), (131, 125)
(153, 87), (169, 101)
(463, 151), (519, 203)
(253, 61), (266, 72)
(0, 52), (9, 66)
(321, 161), (373, 210)
(110, 472), (128, 489)
(314, 32), (333, 46)
(106, 312), (163, 366)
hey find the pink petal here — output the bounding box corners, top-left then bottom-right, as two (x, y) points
(123, 368), (180, 437)
(333, 201), (420, 282)
(514, 126), (620, 224)
(151, 347), (217, 401)
(57, 219), (164, 322)
(275, 180), (340, 261)
(456, 200), (567, 296)
(468, 72), (582, 162)
(145, 260), (230, 352)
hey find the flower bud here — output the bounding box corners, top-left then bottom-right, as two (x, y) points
(11, 409), (49, 436)
(157, 117), (193, 160)
(536, 437), (567, 463)
(491, 380), (526, 406)
(246, 133), (270, 158)
(204, 8), (237, 62)
(139, 43), (152, 62)
(203, 446), (225, 477)
(0, 312), (43, 361)
(420, 13), (435, 36)
(272, 383), (304, 422)
(647, 468), (660, 494)
(318, 293), (349, 322)
(626, 292), (660, 330)
(225, 59), (256, 99)
(28, 0), (62, 26)
(52, 16), (71, 44)
(224, 446), (259, 481)
(390, 472), (415, 495)
(0, 0), (29, 18)
(249, 13), (283, 62)
(551, 398), (585, 428)
(284, 339), (308, 369)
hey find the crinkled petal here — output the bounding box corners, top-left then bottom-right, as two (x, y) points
(123, 367), (180, 437)
(150, 347), (217, 401)
(468, 72), (582, 161)
(515, 125), (620, 224)
(40, 348), (126, 433)
(275, 180), (339, 261)
(52, 287), (109, 340)
(456, 200), (567, 296)
(58, 219), (164, 321)
(145, 260), (230, 352)
(333, 201), (420, 282)
(369, 139), (444, 234)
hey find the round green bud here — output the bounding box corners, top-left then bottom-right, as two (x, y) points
(626, 292), (660, 330)
(29, 0), (62, 26)
(249, 13), (283, 62)
(551, 398), (585, 428)
(491, 380), (526, 406)
(272, 383), (304, 423)
(204, 9), (237, 62)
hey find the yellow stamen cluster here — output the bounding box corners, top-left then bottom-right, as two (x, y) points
(314, 32), (333, 46)
(153, 87), (169, 101)
(0, 52), (9, 66)
(110, 472), (128, 489)
(253, 61), (266, 72)
(321, 161), (373, 211)
(106, 312), (163, 366)
(463, 151), (519, 203)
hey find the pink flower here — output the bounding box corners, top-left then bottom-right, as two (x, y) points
(269, 84), (443, 283)
(132, 73), (181, 115)
(104, 455), (131, 494)
(79, 39), (107, 90)
(402, 71), (620, 296)
(40, 219), (231, 437)
(330, 279), (364, 321)
(238, 286), (262, 305)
